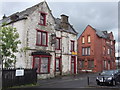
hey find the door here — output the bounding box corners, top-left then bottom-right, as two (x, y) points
(108, 61), (110, 70)
(71, 56), (76, 74)
(55, 57), (61, 75)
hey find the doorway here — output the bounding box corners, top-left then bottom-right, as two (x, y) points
(71, 56), (76, 74)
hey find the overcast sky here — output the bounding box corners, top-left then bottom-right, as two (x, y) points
(0, 0), (119, 56)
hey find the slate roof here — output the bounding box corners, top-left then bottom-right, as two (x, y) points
(0, 2), (44, 25)
(54, 18), (78, 35)
(93, 28), (111, 39)
(0, 1), (78, 35)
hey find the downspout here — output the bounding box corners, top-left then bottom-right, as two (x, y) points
(60, 31), (63, 75)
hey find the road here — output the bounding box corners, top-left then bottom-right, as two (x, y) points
(6, 73), (120, 90)
(30, 73), (120, 88)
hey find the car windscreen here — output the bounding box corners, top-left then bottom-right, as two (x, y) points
(101, 70), (115, 76)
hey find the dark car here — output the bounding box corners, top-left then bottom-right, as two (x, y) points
(96, 70), (120, 86)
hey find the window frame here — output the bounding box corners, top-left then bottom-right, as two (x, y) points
(82, 36), (85, 44)
(55, 37), (61, 50)
(79, 60), (84, 68)
(55, 57), (61, 72)
(103, 60), (107, 69)
(70, 40), (75, 52)
(36, 29), (48, 47)
(82, 47), (90, 56)
(87, 35), (91, 43)
(108, 48), (110, 55)
(32, 55), (51, 74)
(38, 11), (47, 26)
(88, 60), (94, 69)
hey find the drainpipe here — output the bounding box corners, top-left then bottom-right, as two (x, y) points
(60, 31), (63, 75)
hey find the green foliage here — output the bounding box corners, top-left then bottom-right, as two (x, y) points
(20, 47), (30, 53)
(0, 24), (21, 68)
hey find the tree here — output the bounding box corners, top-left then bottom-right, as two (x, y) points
(0, 24), (21, 68)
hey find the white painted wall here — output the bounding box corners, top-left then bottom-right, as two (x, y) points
(4, 2), (77, 79)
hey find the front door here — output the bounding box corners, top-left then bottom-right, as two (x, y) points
(55, 57), (61, 76)
(71, 56), (76, 74)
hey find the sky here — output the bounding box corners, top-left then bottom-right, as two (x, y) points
(0, 0), (119, 56)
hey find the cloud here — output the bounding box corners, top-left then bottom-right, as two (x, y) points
(48, 2), (118, 36)
(0, 1), (40, 19)
(0, 1), (118, 54)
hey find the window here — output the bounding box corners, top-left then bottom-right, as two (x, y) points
(110, 49), (112, 55)
(88, 60), (94, 69)
(103, 60), (107, 69)
(87, 47), (90, 55)
(34, 57), (40, 73)
(71, 40), (75, 51)
(40, 57), (49, 73)
(82, 47), (90, 56)
(79, 60), (84, 68)
(103, 46), (106, 55)
(55, 38), (61, 50)
(82, 36), (85, 44)
(39, 12), (47, 26)
(111, 41), (113, 45)
(108, 48), (110, 55)
(87, 35), (91, 43)
(82, 48), (85, 56)
(36, 29), (48, 46)
(55, 57), (61, 72)
(33, 56), (51, 74)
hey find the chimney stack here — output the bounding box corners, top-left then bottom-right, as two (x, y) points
(2, 14), (6, 19)
(60, 14), (69, 30)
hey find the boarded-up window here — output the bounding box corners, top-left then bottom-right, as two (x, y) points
(88, 60), (94, 69)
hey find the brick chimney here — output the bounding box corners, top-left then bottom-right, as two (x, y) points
(60, 14), (69, 30)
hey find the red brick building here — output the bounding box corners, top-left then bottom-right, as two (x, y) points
(77, 25), (116, 73)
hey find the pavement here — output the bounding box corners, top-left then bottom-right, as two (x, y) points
(35, 72), (99, 88)
(5, 72), (120, 90)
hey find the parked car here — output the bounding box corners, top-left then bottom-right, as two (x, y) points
(96, 70), (120, 86)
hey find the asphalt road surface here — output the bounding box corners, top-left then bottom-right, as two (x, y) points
(5, 73), (120, 90)
(31, 73), (120, 88)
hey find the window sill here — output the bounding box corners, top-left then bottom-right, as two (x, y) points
(82, 55), (90, 56)
(55, 49), (61, 50)
(38, 23), (47, 26)
(36, 44), (48, 47)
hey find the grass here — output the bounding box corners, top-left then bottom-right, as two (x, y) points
(2, 83), (38, 90)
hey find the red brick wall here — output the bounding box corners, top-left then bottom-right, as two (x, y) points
(77, 25), (116, 73)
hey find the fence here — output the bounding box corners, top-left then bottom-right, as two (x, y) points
(2, 68), (37, 89)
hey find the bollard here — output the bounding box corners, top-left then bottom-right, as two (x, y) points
(87, 76), (89, 86)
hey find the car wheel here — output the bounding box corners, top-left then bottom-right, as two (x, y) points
(97, 81), (100, 85)
(112, 80), (116, 86)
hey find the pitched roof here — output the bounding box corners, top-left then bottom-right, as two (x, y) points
(54, 18), (78, 35)
(79, 25), (113, 40)
(0, 1), (78, 35)
(0, 2), (44, 25)
(91, 26), (113, 40)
